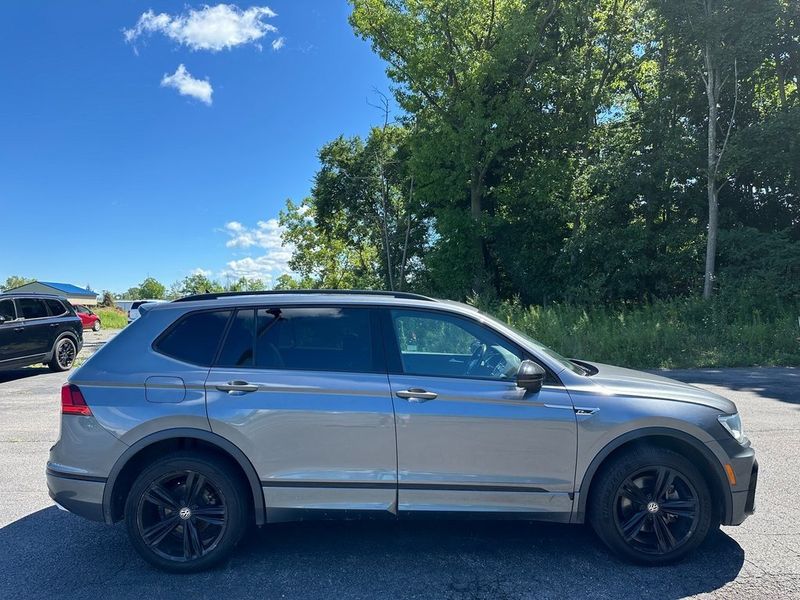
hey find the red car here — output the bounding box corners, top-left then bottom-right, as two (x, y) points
(73, 304), (101, 331)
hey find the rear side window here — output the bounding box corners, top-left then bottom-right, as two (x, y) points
(217, 309), (255, 367)
(16, 298), (48, 319)
(45, 299), (67, 316)
(0, 299), (15, 321)
(155, 310), (232, 366)
(216, 306), (380, 373)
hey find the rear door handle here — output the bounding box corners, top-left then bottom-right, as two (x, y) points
(215, 380), (259, 394)
(396, 388), (438, 403)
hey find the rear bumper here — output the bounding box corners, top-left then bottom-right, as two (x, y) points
(46, 468), (106, 522)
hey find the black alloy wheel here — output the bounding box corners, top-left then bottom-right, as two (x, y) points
(589, 446), (714, 565)
(125, 452), (249, 572)
(136, 470), (228, 563)
(49, 337), (76, 372)
(613, 466), (700, 555)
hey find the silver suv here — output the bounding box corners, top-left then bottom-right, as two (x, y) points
(47, 291), (757, 572)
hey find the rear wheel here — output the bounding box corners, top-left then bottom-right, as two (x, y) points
(48, 336), (76, 372)
(589, 446), (713, 565)
(124, 452), (249, 573)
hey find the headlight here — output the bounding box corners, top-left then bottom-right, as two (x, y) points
(718, 413), (748, 445)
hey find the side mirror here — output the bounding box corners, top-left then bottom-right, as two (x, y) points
(516, 360), (546, 393)
(0, 315), (6, 324)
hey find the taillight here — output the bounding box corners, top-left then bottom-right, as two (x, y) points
(61, 384), (92, 416)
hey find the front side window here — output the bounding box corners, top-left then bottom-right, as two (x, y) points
(16, 298), (48, 319)
(0, 299), (16, 322)
(155, 310), (232, 366)
(390, 309), (522, 380)
(216, 306), (378, 373)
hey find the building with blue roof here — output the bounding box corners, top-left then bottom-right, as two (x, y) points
(1, 281), (98, 306)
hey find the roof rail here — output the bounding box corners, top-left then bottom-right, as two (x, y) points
(172, 289), (436, 303)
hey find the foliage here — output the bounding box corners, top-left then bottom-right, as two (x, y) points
(99, 291), (115, 308)
(273, 0), (800, 312)
(480, 292), (800, 369)
(172, 274), (224, 297)
(122, 277), (166, 300)
(226, 277), (266, 292)
(1, 275), (35, 291)
(93, 307), (127, 330)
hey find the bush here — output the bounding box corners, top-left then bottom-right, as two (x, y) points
(93, 307), (127, 330)
(477, 293), (800, 369)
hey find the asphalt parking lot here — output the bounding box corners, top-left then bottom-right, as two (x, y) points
(0, 341), (797, 598)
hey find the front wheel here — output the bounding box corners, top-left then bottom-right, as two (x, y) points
(92, 320), (101, 332)
(124, 452), (249, 573)
(589, 446), (714, 565)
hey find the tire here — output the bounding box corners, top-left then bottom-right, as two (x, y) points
(124, 452), (249, 573)
(589, 446), (713, 565)
(48, 336), (77, 372)
(92, 320), (101, 332)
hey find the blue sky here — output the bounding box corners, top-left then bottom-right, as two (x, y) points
(0, 2), (393, 293)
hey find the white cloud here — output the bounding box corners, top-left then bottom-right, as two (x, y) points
(221, 218), (293, 281)
(124, 4), (278, 52)
(271, 36), (285, 51)
(161, 64), (213, 105)
(191, 267), (213, 277)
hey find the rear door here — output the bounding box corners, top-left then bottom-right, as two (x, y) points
(383, 307), (577, 519)
(0, 299), (23, 362)
(14, 298), (52, 357)
(205, 305), (397, 518)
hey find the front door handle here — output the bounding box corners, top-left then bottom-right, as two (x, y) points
(215, 380), (259, 394)
(396, 388), (438, 403)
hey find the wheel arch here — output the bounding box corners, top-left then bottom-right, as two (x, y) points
(103, 428), (265, 526)
(47, 330), (79, 360)
(574, 427), (731, 525)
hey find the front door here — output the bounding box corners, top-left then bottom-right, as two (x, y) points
(205, 305), (397, 519)
(383, 308), (577, 520)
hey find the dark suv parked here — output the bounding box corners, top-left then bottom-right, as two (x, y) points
(0, 293), (83, 372)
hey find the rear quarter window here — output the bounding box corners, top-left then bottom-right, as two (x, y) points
(45, 299), (68, 316)
(154, 310), (232, 366)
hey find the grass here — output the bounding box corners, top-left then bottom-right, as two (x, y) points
(93, 306), (127, 329)
(480, 295), (800, 369)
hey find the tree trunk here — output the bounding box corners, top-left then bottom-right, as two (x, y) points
(470, 166), (486, 292)
(703, 43), (718, 300)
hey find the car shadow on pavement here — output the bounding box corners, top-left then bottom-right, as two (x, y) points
(659, 367), (800, 405)
(0, 367), (52, 384)
(1, 507), (744, 600)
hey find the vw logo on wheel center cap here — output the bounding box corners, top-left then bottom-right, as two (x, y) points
(646, 501), (660, 513)
(179, 507), (192, 520)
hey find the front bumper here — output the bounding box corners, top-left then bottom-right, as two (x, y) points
(716, 436), (758, 526)
(727, 459), (758, 525)
(46, 468), (106, 522)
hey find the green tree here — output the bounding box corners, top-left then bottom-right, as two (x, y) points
(655, 0), (778, 298)
(226, 277), (265, 292)
(99, 291), (115, 308)
(137, 277), (166, 299)
(1, 275), (35, 291)
(177, 273), (224, 296)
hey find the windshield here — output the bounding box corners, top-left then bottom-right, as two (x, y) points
(483, 313), (587, 376)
